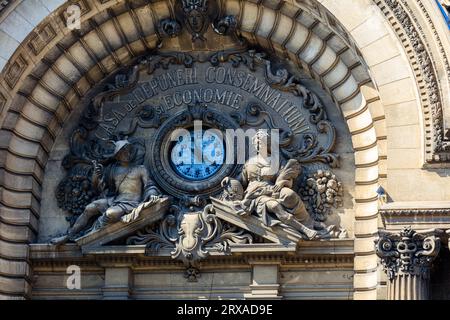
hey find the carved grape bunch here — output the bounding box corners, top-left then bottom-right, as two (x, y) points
(299, 170), (343, 222)
(56, 175), (97, 219)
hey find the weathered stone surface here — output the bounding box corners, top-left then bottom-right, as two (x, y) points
(376, 227), (443, 300)
(211, 198), (300, 245)
(102, 267), (132, 300)
(0, 0), (449, 301)
(245, 264), (282, 300)
(76, 197), (170, 250)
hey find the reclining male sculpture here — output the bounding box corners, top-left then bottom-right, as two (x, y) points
(51, 140), (162, 245)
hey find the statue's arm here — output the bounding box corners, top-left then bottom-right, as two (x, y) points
(140, 166), (161, 200)
(237, 165), (249, 189)
(92, 160), (106, 193)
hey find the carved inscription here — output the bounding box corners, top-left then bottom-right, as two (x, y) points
(95, 63), (311, 140)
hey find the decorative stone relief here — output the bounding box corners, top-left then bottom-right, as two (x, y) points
(216, 132), (338, 241)
(127, 199), (253, 277)
(158, 0), (238, 41)
(176, 0), (216, 41)
(376, 227), (443, 300)
(51, 137), (165, 245)
(51, 45), (348, 272)
(298, 170), (344, 223)
(158, 18), (182, 38)
(51, 8), (348, 277)
(378, 0), (450, 163)
(376, 227), (441, 280)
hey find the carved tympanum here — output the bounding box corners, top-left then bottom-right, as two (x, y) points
(52, 28), (347, 277)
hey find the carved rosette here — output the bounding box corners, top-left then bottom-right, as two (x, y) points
(376, 227), (443, 300)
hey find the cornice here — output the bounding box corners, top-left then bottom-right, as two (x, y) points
(380, 201), (450, 212)
(380, 201), (450, 230)
(29, 240), (355, 268)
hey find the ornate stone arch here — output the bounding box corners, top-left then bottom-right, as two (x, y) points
(0, 0), (447, 300)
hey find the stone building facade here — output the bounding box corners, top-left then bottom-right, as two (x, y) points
(0, 0), (449, 301)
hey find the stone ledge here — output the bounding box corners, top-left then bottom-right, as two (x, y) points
(380, 201), (450, 230)
(29, 239), (354, 262)
(381, 201), (450, 211)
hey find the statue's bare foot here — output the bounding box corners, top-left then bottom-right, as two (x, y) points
(50, 234), (69, 246)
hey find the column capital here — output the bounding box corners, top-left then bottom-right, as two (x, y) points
(376, 227), (443, 281)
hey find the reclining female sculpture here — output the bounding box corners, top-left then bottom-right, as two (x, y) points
(221, 130), (332, 240)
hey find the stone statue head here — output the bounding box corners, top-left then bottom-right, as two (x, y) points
(182, 0), (209, 37)
(187, 9), (205, 33)
(113, 140), (133, 163)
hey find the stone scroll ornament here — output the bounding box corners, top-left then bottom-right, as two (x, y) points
(54, 11), (346, 275)
(127, 197), (253, 281)
(376, 227), (442, 281)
